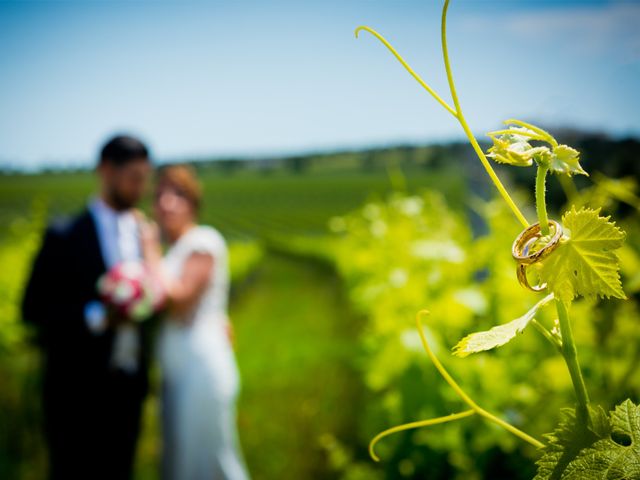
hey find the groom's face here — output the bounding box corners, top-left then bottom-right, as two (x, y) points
(100, 159), (152, 210)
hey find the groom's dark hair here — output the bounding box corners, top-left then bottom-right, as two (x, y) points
(99, 135), (150, 167)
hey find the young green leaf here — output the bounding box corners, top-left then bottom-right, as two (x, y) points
(548, 145), (587, 177)
(503, 119), (557, 145)
(452, 293), (554, 357)
(486, 120), (587, 176)
(486, 129), (547, 167)
(535, 400), (640, 480)
(537, 207), (626, 302)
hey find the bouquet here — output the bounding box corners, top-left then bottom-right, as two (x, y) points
(97, 261), (165, 322)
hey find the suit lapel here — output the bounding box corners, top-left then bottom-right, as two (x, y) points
(76, 210), (108, 278)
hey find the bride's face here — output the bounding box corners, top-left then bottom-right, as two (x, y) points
(154, 182), (195, 239)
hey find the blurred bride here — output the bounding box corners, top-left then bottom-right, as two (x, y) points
(140, 165), (249, 480)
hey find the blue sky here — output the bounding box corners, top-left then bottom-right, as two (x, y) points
(0, 0), (638, 170)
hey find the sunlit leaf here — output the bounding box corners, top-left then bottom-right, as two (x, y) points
(452, 293), (554, 357)
(538, 207), (626, 302)
(548, 145), (587, 177)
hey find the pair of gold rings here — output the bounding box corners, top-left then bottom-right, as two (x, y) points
(511, 220), (563, 292)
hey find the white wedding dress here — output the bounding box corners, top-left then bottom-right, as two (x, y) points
(158, 225), (249, 480)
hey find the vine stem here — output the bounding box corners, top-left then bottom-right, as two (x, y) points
(440, 0), (529, 229)
(535, 166), (550, 235)
(530, 319), (562, 352)
(555, 299), (590, 423)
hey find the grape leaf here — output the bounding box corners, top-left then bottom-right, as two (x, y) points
(535, 400), (640, 480)
(537, 207), (626, 302)
(486, 129), (547, 167)
(548, 145), (587, 177)
(452, 293), (554, 357)
(486, 120), (587, 176)
(535, 406), (608, 480)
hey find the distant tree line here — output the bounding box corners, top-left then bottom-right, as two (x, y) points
(2, 129), (637, 184)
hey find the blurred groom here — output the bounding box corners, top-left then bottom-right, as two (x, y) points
(22, 135), (153, 480)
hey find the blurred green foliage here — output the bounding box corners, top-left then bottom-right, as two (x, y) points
(0, 199), (48, 479)
(322, 184), (640, 479)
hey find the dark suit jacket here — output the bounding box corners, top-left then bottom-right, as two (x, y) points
(22, 209), (150, 479)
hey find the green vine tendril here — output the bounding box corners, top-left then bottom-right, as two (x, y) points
(368, 311), (544, 461)
(355, 0), (529, 228)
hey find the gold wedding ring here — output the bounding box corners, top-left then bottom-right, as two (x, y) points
(512, 220), (563, 265)
(512, 220), (563, 292)
(516, 263), (547, 292)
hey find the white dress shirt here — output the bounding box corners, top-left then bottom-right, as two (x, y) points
(88, 197), (142, 373)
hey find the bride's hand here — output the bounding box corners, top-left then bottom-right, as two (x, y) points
(225, 320), (235, 347)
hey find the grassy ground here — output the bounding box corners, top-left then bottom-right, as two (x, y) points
(232, 252), (365, 480)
